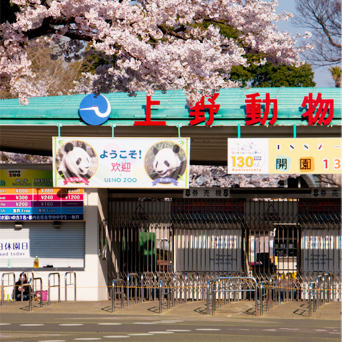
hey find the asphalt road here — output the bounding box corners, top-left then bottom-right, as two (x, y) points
(0, 312), (341, 342)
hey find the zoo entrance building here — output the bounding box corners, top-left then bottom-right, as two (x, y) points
(0, 87), (341, 301)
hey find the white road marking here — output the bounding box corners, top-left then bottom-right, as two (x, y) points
(132, 322), (157, 325)
(314, 329), (327, 331)
(38, 340), (66, 342)
(20, 324), (44, 326)
(196, 329), (221, 331)
(74, 339), (102, 341)
(60, 324), (84, 326)
(279, 328), (299, 331)
(0, 323), (11, 325)
(329, 332), (341, 334)
(156, 320), (184, 323)
(148, 331), (174, 334)
(97, 323), (122, 326)
(166, 330), (191, 332)
(127, 334), (153, 336)
(263, 329), (277, 331)
(230, 329), (250, 331)
(40, 335), (62, 336)
(103, 337), (129, 339)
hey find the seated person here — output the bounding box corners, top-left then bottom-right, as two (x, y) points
(15, 273), (30, 301)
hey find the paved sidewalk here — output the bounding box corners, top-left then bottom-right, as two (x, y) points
(0, 299), (341, 321)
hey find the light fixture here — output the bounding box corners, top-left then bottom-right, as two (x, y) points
(14, 222), (23, 229)
(53, 221), (61, 229)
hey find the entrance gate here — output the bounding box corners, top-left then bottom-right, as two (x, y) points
(107, 198), (341, 285)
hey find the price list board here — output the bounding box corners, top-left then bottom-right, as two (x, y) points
(0, 188), (83, 221)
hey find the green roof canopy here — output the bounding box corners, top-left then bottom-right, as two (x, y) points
(1, 88), (341, 126)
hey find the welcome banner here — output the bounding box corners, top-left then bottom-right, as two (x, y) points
(53, 137), (190, 188)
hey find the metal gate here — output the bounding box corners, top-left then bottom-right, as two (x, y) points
(107, 198), (341, 282)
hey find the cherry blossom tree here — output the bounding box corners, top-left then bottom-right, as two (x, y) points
(0, 0), (313, 105)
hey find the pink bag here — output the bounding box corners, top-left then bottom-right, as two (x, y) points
(35, 290), (48, 301)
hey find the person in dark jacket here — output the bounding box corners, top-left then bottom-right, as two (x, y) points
(15, 273), (30, 300)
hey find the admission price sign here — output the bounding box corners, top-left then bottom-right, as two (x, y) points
(0, 188), (83, 221)
(228, 138), (341, 174)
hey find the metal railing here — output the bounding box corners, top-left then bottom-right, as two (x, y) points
(48, 272), (61, 305)
(209, 276), (258, 316)
(65, 272), (76, 302)
(111, 279), (125, 313)
(29, 277), (43, 311)
(1, 272), (16, 305)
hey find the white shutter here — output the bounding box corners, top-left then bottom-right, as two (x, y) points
(0, 222), (85, 268)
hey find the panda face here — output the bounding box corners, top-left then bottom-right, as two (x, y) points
(64, 147), (90, 177)
(153, 148), (181, 178)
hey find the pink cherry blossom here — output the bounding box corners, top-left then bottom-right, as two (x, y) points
(1, 0), (312, 105)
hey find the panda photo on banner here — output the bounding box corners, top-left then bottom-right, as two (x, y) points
(145, 141), (187, 186)
(55, 140), (98, 185)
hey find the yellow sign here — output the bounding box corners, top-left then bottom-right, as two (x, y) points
(228, 138), (341, 174)
(269, 138), (341, 174)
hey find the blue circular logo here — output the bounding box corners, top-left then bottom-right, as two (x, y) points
(79, 94), (111, 125)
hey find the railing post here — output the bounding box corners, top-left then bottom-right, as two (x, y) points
(212, 282), (215, 315)
(141, 274), (144, 303)
(121, 282), (124, 308)
(29, 279), (32, 312)
(309, 284), (312, 317)
(322, 276), (325, 305)
(112, 279), (115, 313)
(260, 282), (263, 316)
(266, 283), (269, 312)
(270, 277), (273, 309)
(172, 275), (175, 307)
(218, 279), (221, 309)
(255, 282), (258, 316)
(127, 275), (130, 307)
(185, 275), (188, 304)
(286, 275), (289, 302)
(159, 280), (162, 314)
(207, 281), (210, 315)
(196, 275), (199, 302)
(135, 277), (138, 304)
(167, 280), (170, 310)
(154, 275), (157, 302)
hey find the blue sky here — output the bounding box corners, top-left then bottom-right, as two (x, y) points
(272, 0), (334, 87)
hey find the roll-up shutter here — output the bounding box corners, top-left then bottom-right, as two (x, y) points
(0, 222), (85, 268)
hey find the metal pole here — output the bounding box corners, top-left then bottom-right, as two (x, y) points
(266, 284), (269, 312)
(270, 277), (272, 309)
(196, 276), (199, 302)
(29, 279), (32, 312)
(141, 274), (144, 303)
(167, 281), (170, 310)
(192, 276), (195, 302)
(207, 281), (210, 315)
(255, 283), (258, 316)
(185, 275), (188, 304)
(172, 275), (175, 307)
(260, 282), (263, 316)
(112, 280), (115, 313)
(218, 279), (221, 309)
(127, 275), (130, 307)
(159, 281), (162, 314)
(322, 276), (325, 305)
(212, 283), (215, 315)
(286, 275), (289, 302)
(154, 275), (157, 302)
(309, 284), (312, 317)
(48, 275), (51, 306)
(121, 283), (124, 308)
(135, 277), (138, 304)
